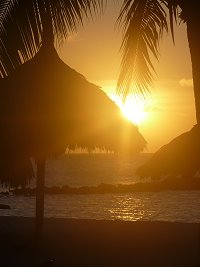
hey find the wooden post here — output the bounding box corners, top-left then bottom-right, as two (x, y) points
(35, 158), (46, 247)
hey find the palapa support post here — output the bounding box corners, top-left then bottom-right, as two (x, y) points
(35, 157), (46, 247)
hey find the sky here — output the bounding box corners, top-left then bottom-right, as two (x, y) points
(59, 2), (196, 152)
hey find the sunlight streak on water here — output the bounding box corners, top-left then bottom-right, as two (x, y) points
(0, 191), (200, 222)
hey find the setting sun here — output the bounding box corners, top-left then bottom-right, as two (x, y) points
(109, 93), (147, 125)
(121, 100), (146, 124)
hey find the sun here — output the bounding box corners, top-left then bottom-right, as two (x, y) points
(99, 81), (148, 125)
(121, 101), (146, 124)
(110, 94), (147, 125)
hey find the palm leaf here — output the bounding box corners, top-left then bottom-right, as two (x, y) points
(117, 0), (168, 101)
(166, 0), (178, 42)
(0, 0), (104, 77)
(0, 1), (40, 76)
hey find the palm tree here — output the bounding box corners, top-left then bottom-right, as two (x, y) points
(116, 1), (200, 174)
(117, 4), (200, 261)
(0, 0), (104, 76)
(116, 0), (177, 100)
(116, 0), (200, 122)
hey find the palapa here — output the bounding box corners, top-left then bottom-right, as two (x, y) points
(137, 125), (200, 179)
(0, 44), (146, 244)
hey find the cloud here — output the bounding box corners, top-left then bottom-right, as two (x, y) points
(179, 79), (193, 87)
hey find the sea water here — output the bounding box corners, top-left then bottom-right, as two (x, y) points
(0, 153), (200, 222)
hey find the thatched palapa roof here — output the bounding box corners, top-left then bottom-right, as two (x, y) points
(0, 45), (146, 186)
(137, 125), (200, 179)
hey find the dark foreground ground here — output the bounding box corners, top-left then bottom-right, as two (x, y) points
(0, 216), (199, 267)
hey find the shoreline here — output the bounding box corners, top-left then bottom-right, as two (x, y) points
(0, 216), (199, 266)
(4, 176), (200, 196)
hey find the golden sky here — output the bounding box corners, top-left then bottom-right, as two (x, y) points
(59, 2), (196, 152)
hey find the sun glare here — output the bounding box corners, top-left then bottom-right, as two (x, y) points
(110, 94), (147, 125)
(100, 81), (149, 125)
(122, 101), (146, 124)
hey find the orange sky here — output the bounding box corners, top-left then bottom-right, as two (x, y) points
(59, 2), (196, 152)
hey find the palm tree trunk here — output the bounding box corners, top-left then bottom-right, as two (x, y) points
(186, 10), (200, 124)
(185, 8), (200, 265)
(35, 158), (46, 247)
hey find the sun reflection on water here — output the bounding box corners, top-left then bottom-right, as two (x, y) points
(108, 196), (149, 221)
(1, 191), (200, 222)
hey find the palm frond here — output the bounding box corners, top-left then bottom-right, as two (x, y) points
(117, 0), (168, 101)
(49, 0), (104, 46)
(0, 0), (42, 77)
(166, 0), (178, 42)
(0, 0), (105, 77)
(0, 1), (22, 75)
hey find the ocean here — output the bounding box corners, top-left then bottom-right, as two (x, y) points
(0, 153), (200, 222)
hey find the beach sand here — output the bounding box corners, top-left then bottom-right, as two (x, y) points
(0, 216), (199, 267)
